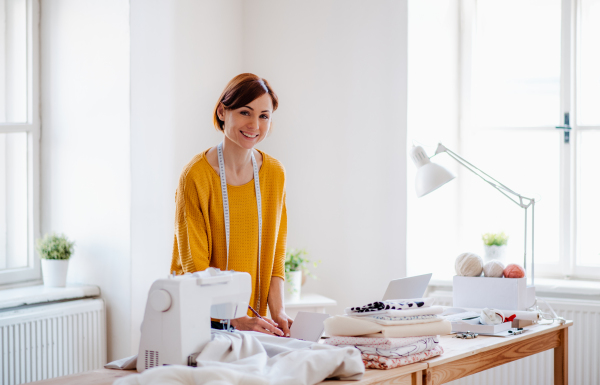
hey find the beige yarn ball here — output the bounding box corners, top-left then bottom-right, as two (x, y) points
(483, 260), (505, 278)
(455, 252), (483, 277)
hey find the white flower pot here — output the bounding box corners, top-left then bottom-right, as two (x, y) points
(483, 245), (507, 264)
(284, 271), (302, 302)
(41, 259), (69, 287)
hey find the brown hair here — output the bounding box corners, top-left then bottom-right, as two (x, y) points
(213, 73), (279, 131)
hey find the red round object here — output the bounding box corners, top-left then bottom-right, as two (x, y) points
(503, 263), (526, 278)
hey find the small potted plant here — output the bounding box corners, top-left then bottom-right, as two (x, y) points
(284, 249), (319, 302)
(482, 232), (508, 263)
(36, 233), (75, 287)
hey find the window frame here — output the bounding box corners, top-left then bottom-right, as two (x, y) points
(571, 0), (600, 278)
(0, 0), (41, 285)
(458, 0), (600, 279)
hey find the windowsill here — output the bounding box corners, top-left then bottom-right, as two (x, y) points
(0, 284), (101, 310)
(429, 277), (600, 298)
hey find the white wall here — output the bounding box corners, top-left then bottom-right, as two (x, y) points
(41, 0), (408, 359)
(40, 0), (131, 361)
(129, 0), (243, 353)
(406, 0), (461, 280)
(243, 0), (408, 314)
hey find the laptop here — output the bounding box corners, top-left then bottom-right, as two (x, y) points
(382, 273), (432, 301)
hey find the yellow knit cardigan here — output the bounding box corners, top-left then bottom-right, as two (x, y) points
(170, 148), (287, 317)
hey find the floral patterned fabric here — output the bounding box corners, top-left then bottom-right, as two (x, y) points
(336, 337), (439, 358)
(324, 335), (439, 349)
(346, 298), (435, 315)
(346, 306), (444, 318)
(362, 345), (444, 370)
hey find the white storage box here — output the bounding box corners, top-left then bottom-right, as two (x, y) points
(453, 276), (536, 311)
(452, 321), (512, 335)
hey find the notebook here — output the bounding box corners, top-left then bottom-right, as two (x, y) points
(289, 311), (330, 342)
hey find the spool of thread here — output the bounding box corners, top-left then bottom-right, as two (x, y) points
(483, 260), (505, 278)
(455, 253), (483, 277)
(480, 308), (505, 325)
(503, 263), (526, 278)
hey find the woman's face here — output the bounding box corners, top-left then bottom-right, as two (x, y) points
(219, 93), (273, 150)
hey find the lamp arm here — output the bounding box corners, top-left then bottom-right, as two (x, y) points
(433, 143), (535, 286)
(444, 151), (524, 208)
(440, 145), (521, 196)
(435, 144), (534, 209)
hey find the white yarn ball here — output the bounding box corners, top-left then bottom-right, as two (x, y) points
(483, 260), (505, 278)
(455, 252), (483, 277)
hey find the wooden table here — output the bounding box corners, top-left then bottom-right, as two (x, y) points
(30, 321), (572, 385)
(424, 320), (572, 385)
(322, 363), (427, 385)
(29, 364), (427, 385)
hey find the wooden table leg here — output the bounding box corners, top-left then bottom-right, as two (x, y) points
(554, 327), (568, 385)
(423, 368), (432, 385)
(412, 370), (423, 385)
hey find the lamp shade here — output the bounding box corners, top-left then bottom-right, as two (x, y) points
(410, 146), (456, 197)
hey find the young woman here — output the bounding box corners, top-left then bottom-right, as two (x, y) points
(170, 73), (293, 336)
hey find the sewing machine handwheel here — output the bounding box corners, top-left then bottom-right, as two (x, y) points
(150, 289), (172, 312)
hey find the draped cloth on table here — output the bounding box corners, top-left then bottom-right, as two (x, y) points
(112, 331), (364, 385)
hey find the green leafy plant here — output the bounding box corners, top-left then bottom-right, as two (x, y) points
(284, 248), (320, 280)
(36, 233), (75, 260)
(482, 232), (509, 246)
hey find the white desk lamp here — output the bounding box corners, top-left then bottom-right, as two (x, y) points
(410, 143), (536, 286)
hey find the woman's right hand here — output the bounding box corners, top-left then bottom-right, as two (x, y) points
(230, 316), (284, 336)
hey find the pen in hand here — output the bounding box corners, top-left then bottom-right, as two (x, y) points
(248, 305), (285, 336)
(248, 305), (264, 320)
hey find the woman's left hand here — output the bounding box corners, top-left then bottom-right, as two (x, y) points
(271, 311), (293, 337)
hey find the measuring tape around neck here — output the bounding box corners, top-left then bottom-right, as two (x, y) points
(217, 142), (263, 313)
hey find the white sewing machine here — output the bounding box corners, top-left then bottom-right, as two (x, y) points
(137, 268), (251, 372)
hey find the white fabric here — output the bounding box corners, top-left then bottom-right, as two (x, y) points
(114, 331), (364, 385)
(105, 355), (137, 370)
(324, 315), (452, 338)
(352, 315), (442, 326)
(347, 305), (444, 318)
(362, 314), (437, 322)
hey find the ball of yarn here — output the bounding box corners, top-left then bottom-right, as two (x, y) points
(455, 252), (483, 277)
(504, 263), (526, 278)
(483, 260), (505, 277)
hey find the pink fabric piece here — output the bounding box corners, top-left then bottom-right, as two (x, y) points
(362, 345), (444, 370)
(324, 335), (438, 349)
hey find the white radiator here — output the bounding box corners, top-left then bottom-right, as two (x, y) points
(430, 292), (600, 385)
(0, 298), (106, 385)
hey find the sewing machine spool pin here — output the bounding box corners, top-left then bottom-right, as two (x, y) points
(220, 319), (234, 332)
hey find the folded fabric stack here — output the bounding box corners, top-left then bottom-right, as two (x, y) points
(324, 336), (443, 369)
(323, 298), (451, 369)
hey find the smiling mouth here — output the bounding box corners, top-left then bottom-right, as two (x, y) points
(241, 131), (259, 138)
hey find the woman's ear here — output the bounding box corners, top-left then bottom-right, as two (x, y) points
(217, 103), (225, 121)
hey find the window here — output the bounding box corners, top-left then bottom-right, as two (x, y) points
(0, 0), (40, 285)
(408, 0), (600, 280)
